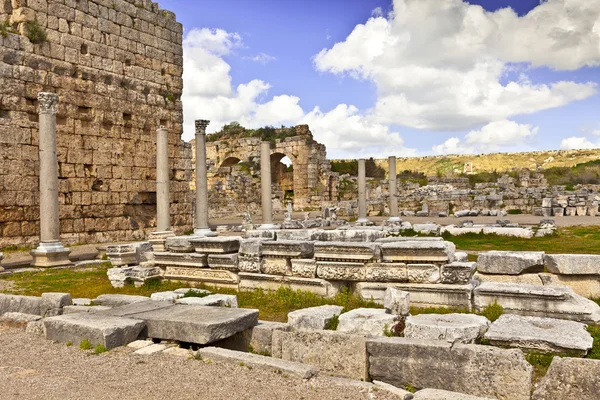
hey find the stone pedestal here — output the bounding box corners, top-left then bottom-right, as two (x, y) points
(357, 158), (369, 224)
(259, 141), (275, 229)
(31, 93), (71, 268)
(194, 120), (216, 237)
(388, 156), (400, 222)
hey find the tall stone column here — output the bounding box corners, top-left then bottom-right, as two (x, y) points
(149, 126), (175, 251)
(193, 119), (216, 236)
(31, 92), (71, 267)
(259, 141), (275, 229)
(357, 158), (369, 223)
(388, 156), (401, 222)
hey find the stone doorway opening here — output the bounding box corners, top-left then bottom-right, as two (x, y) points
(271, 153), (294, 209)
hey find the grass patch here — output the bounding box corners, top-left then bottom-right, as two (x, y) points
(443, 226), (600, 254)
(479, 301), (504, 322)
(79, 339), (93, 350)
(586, 325), (600, 360)
(94, 344), (109, 354)
(181, 290), (210, 298)
(324, 314), (340, 330)
(526, 352), (554, 383)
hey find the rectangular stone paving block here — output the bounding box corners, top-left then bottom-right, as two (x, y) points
(198, 347), (318, 379)
(44, 313), (146, 349)
(272, 329), (368, 380)
(367, 337), (532, 400)
(119, 304), (259, 344)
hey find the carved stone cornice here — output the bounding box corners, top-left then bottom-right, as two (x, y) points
(37, 92), (58, 115)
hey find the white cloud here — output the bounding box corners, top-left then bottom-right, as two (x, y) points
(314, 0), (599, 131)
(560, 137), (598, 150)
(432, 120), (538, 154)
(371, 7), (383, 17)
(300, 104), (416, 159)
(245, 52), (276, 64)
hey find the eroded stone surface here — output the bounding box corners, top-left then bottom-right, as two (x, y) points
(384, 287), (410, 316)
(404, 314), (490, 344)
(440, 262), (476, 284)
(532, 357), (600, 400)
(176, 294), (238, 308)
(544, 254), (600, 275)
(287, 305), (343, 331)
(413, 389), (496, 400)
(477, 251), (545, 275)
(93, 294), (150, 307)
(337, 308), (398, 336)
(484, 314), (593, 356)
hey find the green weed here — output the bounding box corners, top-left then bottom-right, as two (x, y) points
(479, 301), (504, 322)
(94, 344), (109, 354)
(79, 339), (93, 350)
(25, 19), (46, 44)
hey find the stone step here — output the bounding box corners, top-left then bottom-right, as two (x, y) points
(198, 347), (318, 379)
(43, 313), (146, 349)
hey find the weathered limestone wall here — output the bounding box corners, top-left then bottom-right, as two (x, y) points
(0, 0), (193, 247)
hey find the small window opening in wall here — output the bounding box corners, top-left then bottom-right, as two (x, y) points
(78, 106), (91, 114)
(125, 59), (132, 67)
(91, 179), (104, 191)
(26, 98), (36, 106)
(161, 68), (166, 76)
(159, 119), (167, 126)
(102, 121), (113, 130)
(80, 43), (88, 55)
(123, 113), (132, 121)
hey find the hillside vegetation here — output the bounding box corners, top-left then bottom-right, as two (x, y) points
(350, 149), (600, 177)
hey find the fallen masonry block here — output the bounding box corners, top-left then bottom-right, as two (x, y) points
(261, 240), (315, 258)
(198, 347), (318, 379)
(372, 381), (414, 400)
(484, 314), (593, 356)
(380, 241), (456, 264)
(72, 298), (92, 306)
(532, 357), (600, 400)
(44, 313), (146, 349)
(0, 292), (71, 317)
(165, 236), (195, 253)
(314, 242), (381, 262)
(106, 242), (153, 266)
(316, 261), (366, 281)
(150, 291), (183, 303)
(440, 262), (476, 284)
(238, 238), (265, 256)
(173, 288), (211, 295)
(176, 294), (238, 308)
(153, 252), (208, 268)
(337, 308), (398, 336)
(544, 254), (600, 275)
(239, 272), (343, 298)
(161, 266), (239, 289)
(272, 329), (368, 380)
(318, 229), (386, 242)
(0, 312), (42, 329)
(367, 337), (532, 400)
(538, 272), (600, 298)
(384, 287), (410, 316)
(287, 305), (343, 331)
(413, 389), (496, 400)
(364, 263), (408, 282)
(127, 340), (154, 350)
(188, 236), (242, 254)
(162, 347), (192, 358)
(473, 282), (600, 324)
(249, 321), (291, 355)
(134, 343), (167, 355)
(25, 321), (44, 336)
(105, 302), (258, 344)
(207, 254), (239, 271)
(93, 294), (150, 307)
(63, 306), (113, 315)
(477, 251), (545, 275)
(404, 314), (490, 344)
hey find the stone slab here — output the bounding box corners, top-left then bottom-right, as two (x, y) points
(176, 294), (238, 308)
(367, 337), (532, 400)
(337, 308), (398, 336)
(477, 251), (545, 275)
(404, 314), (490, 344)
(92, 294), (150, 307)
(198, 347), (318, 379)
(127, 340), (154, 350)
(316, 261), (366, 281)
(440, 262), (476, 284)
(287, 305), (343, 330)
(188, 236), (241, 254)
(165, 236), (194, 253)
(101, 300), (174, 317)
(161, 267), (239, 287)
(484, 314), (593, 356)
(372, 381), (415, 400)
(380, 241), (456, 263)
(532, 357), (600, 400)
(365, 263), (408, 282)
(153, 252), (208, 267)
(314, 242), (381, 262)
(384, 288), (410, 316)
(207, 253), (239, 271)
(117, 304), (259, 344)
(0, 293), (70, 317)
(43, 313), (146, 349)
(538, 273), (600, 298)
(261, 240), (314, 258)
(413, 389), (496, 400)
(544, 254), (600, 275)
(272, 329), (368, 380)
(290, 259), (317, 278)
(63, 305), (113, 314)
(0, 312), (42, 329)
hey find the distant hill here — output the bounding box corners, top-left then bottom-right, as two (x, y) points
(341, 149), (600, 177)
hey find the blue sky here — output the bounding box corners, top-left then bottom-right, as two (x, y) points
(161, 0), (600, 158)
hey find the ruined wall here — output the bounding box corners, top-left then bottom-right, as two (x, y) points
(0, 0), (193, 247)
(201, 125), (339, 218)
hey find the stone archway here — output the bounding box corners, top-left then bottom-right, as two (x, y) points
(220, 156), (241, 167)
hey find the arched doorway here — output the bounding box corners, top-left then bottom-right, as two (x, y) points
(220, 157), (241, 167)
(270, 153), (294, 208)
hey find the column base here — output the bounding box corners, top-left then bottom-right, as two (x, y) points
(258, 224), (277, 230)
(387, 217), (402, 223)
(193, 228), (217, 237)
(31, 242), (72, 268)
(148, 231), (175, 252)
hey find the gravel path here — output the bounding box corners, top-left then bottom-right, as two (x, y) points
(0, 327), (395, 400)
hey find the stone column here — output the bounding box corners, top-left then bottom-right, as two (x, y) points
(31, 93), (71, 267)
(149, 126), (175, 250)
(357, 158), (369, 223)
(193, 119), (216, 236)
(388, 156), (401, 222)
(259, 141), (275, 229)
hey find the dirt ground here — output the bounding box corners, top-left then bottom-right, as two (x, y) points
(0, 327), (395, 400)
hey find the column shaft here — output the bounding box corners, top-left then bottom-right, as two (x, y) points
(156, 126), (170, 232)
(358, 158), (368, 222)
(195, 121), (210, 231)
(260, 142), (273, 226)
(388, 156), (399, 218)
(38, 109), (60, 243)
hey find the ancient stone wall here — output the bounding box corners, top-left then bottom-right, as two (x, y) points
(0, 0), (193, 247)
(201, 125), (339, 218)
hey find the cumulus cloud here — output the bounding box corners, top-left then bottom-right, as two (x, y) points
(314, 0), (599, 131)
(432, 120), (538, 154)
(560, 137), (598, 150)
(245, 53), (276, 64)
(371, 7), (383, 17)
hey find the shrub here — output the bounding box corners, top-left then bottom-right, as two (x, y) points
(0, 19), (17, 38)
(25, 19), (47, 44)
(79, 339), (93, 350)
(479, 300), (504, 322)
